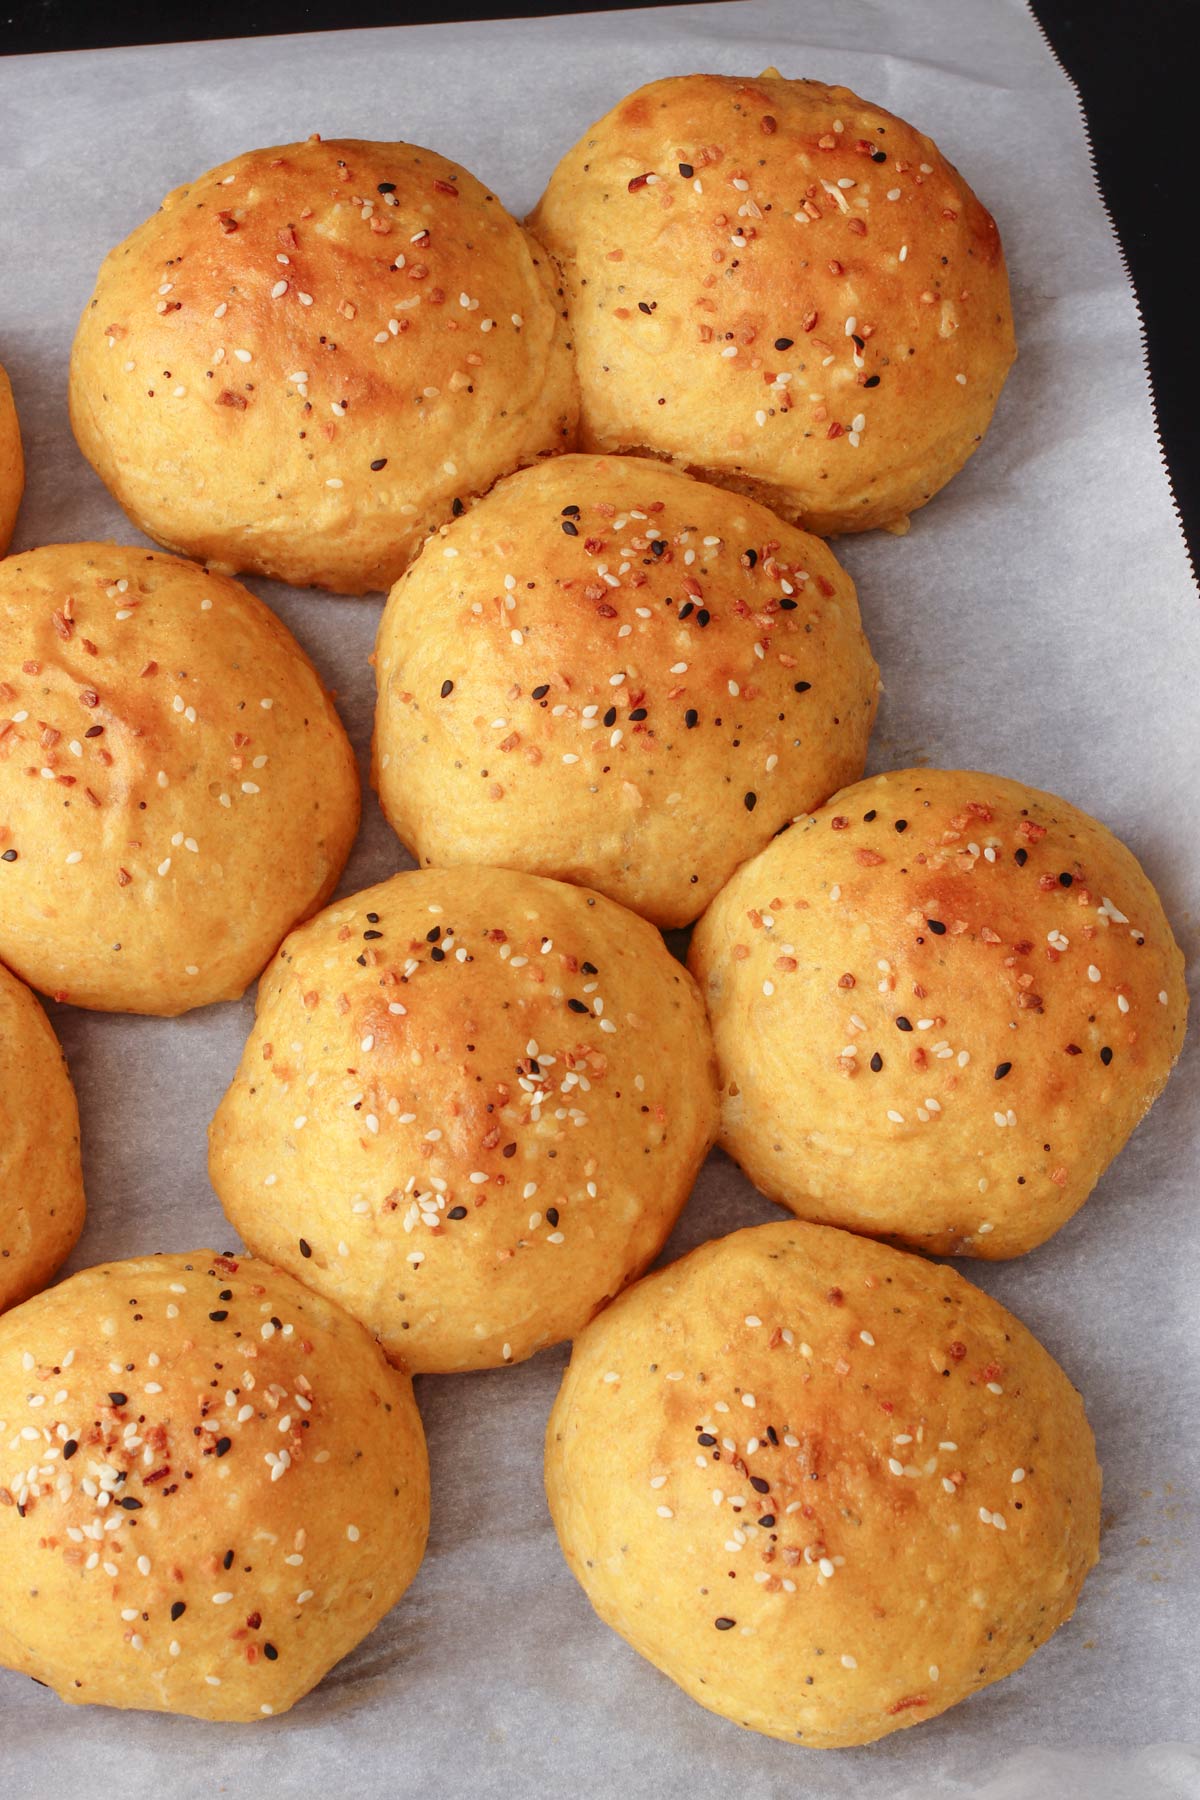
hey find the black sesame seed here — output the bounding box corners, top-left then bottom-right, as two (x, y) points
(369, 457), (388, 471)
(561, 505), (581, 517)
(863, 810), (877, 822)
(638, 301), (652, 315)
(759, 1514), (776, 1528)
(62, 1439), (78, 1460)
(794, 681), (812, 694)
(430, 946), (445, 962)
(1100, 1046), (1113, 1066)
(84, 724), (104, 738)
(1058, 872), (1074, 887)
(895, 819), (908, 833)
(208, 1310), (228, 1322)
(778, 598), (797, 611)
(440, 680), (454, 698)
(299, 1238), (312, 1259)
(895, 1016), (913, 1032)
(264, 1643), (279, 1662)
(546, 1207), (560, 1227)
(363, 928), (383, 940)
(448, 1206), (468, 1219)
(567, 998), (589, 1014)
(171, 1601), (186, 1621)
(108, 1392), (128, 1406)
(685, 709), (699, 728)
(1014, 848), (1028, 866)
(561, 520), (579, 537)
(744, 549), (758, 567)
(0, 849), (16, 862)
(697, 1432), (716, 1446)
(366, 912), (379, 923)
(872, 149), (887, 162)
(678, 163), (694, 177)
(774, 337), (794, 351)
(118, 1497), (142, 1510)
(215, 1436), (232, 1457)
(651, 540), (666, 557)
(582, 962), (598, 975)
(426, 927), (441, 942)
(696, 609), (710, 627)
(502, 1142), (516, 1158)
(532, 684), (550, 699)
(870, 1052), (883, 1071)
(603, 707), (617, 727)
(744, 792), (758, 812)
(994, 1062), (1012, 1081)
(377, 182), (396, 193)
(678, 601), (695, 620)
(750, 1475), (770, 1494)
(223, 1550), (234, 1570)
(451, 496), (464, 515)
(864, 374), (881, 388)
(927, 919), (946, 934)
(628, 707), (647, 721)
(715, 1617), (736, 1631)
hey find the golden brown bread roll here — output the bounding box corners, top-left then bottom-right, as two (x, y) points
(69, 136), (578, 595)
(547, 1221), (1101, 1747)
(530, 73), (1015, 536)
(689, 768), (1187, 1256)
(209, 866), (718, 1372)
(373, 453), (878, 927)
(0, 543), (359, 1014)
(0, 362), (23, 557)
(0, 1250), (429, 1721)
(0, 961), (85, 1312)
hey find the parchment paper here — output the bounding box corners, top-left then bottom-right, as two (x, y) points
(1, 3), (1197, 1795)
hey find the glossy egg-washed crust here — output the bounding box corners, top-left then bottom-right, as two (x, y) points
(373, 454), (878, 927)
(69, 137), (579, 596)
(547, 1221), (1100, 1747)
(689, 769), (1187, 1258)
(530, 73), (1015, 537)
(0, 363), (23, 557)
(0, 1252), (429, 1722)
(209, 867), (718, 1373)
(0, 543), (360, 1015)
(0, 962), (85, 1313)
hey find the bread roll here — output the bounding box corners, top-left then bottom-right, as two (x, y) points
(69, 136), (578, 595)
(547, 1220), (1101, 1747)
(0, 1250), (428, 1721)
(0, 962), (85, 1312)
(689, 768), (1187, 1256)
(373, 454), (878, 927)
(0, 543), (359, 1014)
(209, 866), (718, 1372)
(530, 73), (1015, 536)
(0, 362), (23, 556)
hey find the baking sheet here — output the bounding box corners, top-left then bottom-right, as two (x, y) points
(1, 2), (1198, 1794)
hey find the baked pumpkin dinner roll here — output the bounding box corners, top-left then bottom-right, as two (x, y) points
(0, 543), (359, 1015)
(209, 866), (718, 1373)
(0, 961), (85, 1313)
(530, 73), (1015, 536)
(373, 454), (878, 927)
(547, 1221), (1101, 1748)
(0, 362), (23, 556)
(0, 1251), (428, 1721)
(69, 136), (578, 595)
(689, 769), (1187, 1258)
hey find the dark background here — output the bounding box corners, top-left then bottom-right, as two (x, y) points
(3, 0), (1194, 570)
